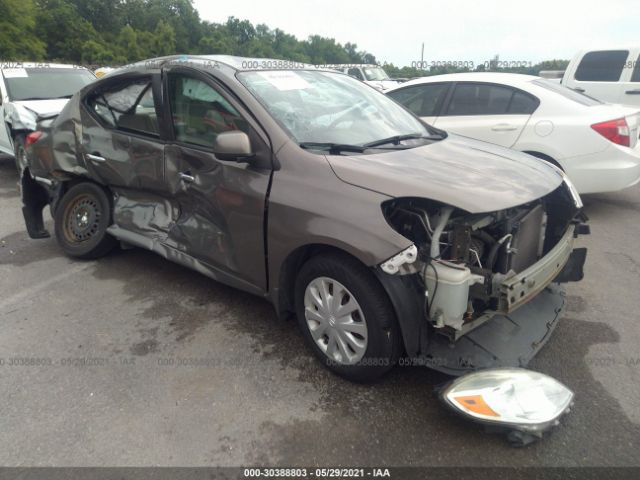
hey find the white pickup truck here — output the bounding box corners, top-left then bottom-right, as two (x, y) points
(562, 48), (640, 108)
(334, 64), (402, 91)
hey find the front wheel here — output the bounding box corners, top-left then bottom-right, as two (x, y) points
(54, 182), (117, 259)
(295, 253), (401, 382)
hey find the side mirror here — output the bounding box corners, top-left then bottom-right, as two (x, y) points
(213, 130), (254, 162)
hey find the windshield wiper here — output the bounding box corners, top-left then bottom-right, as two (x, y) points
(299, 142), (366, 154)
(363, 133), (442, 148)
(299, 135), (442, 154)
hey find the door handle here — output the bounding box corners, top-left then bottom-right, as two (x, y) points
(86, 153), (106, 163)
(626, 89), (640, 95)
(179, 172), (195, 183)
(573, 87), (586, 93)
(491, 124), (518, 132)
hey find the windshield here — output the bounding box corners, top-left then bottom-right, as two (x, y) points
(363, 66), (390, 81)
(238, 70), (433, 147)
(3, 68), (96, 101)
(531, 78), (602, 106)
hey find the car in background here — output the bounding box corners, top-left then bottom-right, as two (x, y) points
(334, 64), (401, 91)
(0, 63), (96, 172)
(95, 67), (115, 78)
(21, 56), (587, 382)
(539, 70), (564, 83)
(387, 72), (640, 194)
(562, 47), (640, 108)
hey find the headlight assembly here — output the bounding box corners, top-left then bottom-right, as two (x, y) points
(440, 368), (574, 446)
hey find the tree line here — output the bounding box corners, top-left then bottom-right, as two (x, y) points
(0, 0), (567, 77)
(0, 0), (377, 66)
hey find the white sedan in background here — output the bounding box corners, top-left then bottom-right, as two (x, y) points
(386, 73), (640, 194)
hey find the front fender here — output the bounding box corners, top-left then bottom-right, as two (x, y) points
(5, 102), (37, 131)
(374, 270), (426, 358)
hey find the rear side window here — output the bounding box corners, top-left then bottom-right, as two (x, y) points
(387, 83), (449, 116)
(574, 50), (629, 82)
(88, 79), (159, 136)
(632, 55), (640, 82)
(445, 83), (533, 116)
(508, 91), (539, 114)
(167, 73), (249, 148)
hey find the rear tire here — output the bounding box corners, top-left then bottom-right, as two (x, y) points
(54, 182), (117, 259)
(295, 252), (401, 382)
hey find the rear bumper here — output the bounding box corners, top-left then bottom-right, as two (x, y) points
(21, 172), (54, 239)
(563, 143), (640, 194)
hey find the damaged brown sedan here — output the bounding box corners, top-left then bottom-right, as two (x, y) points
(21, 56), (588, 382)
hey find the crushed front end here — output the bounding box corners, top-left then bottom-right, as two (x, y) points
(379, 177), (588, 375)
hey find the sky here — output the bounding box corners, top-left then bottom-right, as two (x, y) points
(192, 0), (638, 67)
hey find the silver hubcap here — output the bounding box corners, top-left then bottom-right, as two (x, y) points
(304, 277), (368, 365)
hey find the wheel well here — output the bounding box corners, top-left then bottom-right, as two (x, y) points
(523, 151), (564, 171)
(277, 243), (422, 358)
(276, 244), (370, 319)
(53, 176), (113, 217)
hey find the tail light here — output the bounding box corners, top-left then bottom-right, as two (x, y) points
(25, 131), (43, 148)
(591, 118), (630, 147)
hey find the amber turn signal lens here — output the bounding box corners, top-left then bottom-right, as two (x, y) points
(453, 394), (500, 418)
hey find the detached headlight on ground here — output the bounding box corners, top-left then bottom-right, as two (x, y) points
(440, 368), (574, 446)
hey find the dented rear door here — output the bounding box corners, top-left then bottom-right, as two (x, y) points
(80, 74), (165, 190)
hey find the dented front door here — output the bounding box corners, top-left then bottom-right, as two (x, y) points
(162, 69), (273, 292)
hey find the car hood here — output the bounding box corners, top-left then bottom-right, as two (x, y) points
(326, 134), (564, 213)
(15, 99), (69, 117)
(4, 99), (69, 131)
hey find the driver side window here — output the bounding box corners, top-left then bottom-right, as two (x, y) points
(167, 73), (249, 148)
(347, 68), (364, 81)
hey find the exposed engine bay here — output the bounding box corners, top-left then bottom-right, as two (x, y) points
(381, 183), (586, 341)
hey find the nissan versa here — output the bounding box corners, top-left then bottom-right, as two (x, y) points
(21, 56), (588, 382)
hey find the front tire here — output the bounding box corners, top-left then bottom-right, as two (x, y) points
(295, 253), (401, 382)
(54, 182), (117, 259)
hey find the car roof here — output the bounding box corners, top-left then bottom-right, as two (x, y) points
(332, 64), (380, 68)
(0, 62), (88, 70)
(574, 46), (640, 52)
(388, 72), (541, 91)
(119, 55), (330, 72)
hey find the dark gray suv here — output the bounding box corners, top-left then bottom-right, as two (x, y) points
(21, 55), (588, 382)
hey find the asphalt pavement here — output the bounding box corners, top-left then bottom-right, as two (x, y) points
(1, 156), (639, 467)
